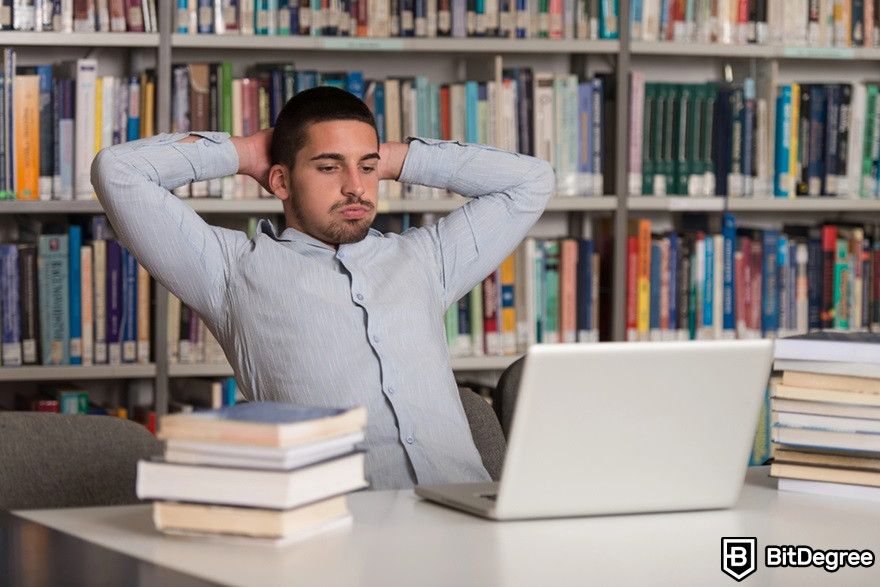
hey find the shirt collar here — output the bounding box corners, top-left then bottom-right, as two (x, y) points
(258, 219), (383, 250)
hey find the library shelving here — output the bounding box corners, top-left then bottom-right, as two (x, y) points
(4, 0), (880, 418)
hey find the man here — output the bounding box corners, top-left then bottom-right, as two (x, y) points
(92, 86), (554, 490)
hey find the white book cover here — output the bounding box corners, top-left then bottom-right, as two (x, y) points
(501, 78), (517, 152)
(101, 76), (115, 153)
(92, 240), (107, 364)
(553, 77), (570, 191)
(628, 71), (645, 196)
(60, 0), (73, 32)
(239, 0), (254, 34)
(449, 83), (465, 142)
(74, 59), (98, 200)
(565, 75), (579, 194)
(80, 245), (94, 366)
(533, 71), (555, 169)
(383, 79), (402, 200)
(487, 80), (498, 148)
(427, 0), (437, 35)
(96, 0), (109, 31)
(845, 83), (865, 198)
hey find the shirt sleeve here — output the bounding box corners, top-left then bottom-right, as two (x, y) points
(91, 131), (250, 324)
(399, 137), (555, 309)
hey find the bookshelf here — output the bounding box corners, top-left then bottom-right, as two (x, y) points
(4, 0), (880, 417)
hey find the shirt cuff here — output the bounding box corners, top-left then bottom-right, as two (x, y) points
(189, 131), (239, 181)
(397, 136), (460, 189)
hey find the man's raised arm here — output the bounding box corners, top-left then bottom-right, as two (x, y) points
(395, 138), (555, 309)
(91, 131), (268, 322)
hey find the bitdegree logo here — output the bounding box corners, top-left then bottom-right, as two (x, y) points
(766, 545), (875, 573)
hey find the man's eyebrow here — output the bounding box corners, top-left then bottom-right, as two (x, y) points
(310, 152), (381, 162)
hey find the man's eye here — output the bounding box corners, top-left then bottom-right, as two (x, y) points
(361, 166), (376, 173)
(319, 166), (337, 172)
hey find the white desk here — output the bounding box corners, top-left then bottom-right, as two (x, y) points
(14, 467), (880, 586)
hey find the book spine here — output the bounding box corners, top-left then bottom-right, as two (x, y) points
(836, 84), (852, 196)
(137, 262), (149, 363)
(91, 239), (106, 363)
(106, 240), (122, 365)
(73, 59), (97, 199)
(576, 238), (592, 341)
(542, 241), (560, 343)
(722, 213), (736, 333)
(625, 234), (637, 340)
(80, 244), (93, 365)
(0, 244), (21, 366)
(38, 234), (69, 365)
(121, 247), (137, 363)
(636, 219), (651, 338)
(500, 253), (517, 352)
(761, 230), (779, 336)
(68, 224), (82, 364)
(649, 239), (661, 340)
(18, 245), (37, 364)
(469, 282), (484, 355)
(483, 269), (502, 353)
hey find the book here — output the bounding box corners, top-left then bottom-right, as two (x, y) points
(773, 382), (880, 407)
(152, 494), (350, 541)
(772, 424), (880, 453)
(773, 359), (880, 379)
(777, 476), (880, 502)
(771, 462), (880, 488)
(136, 452), (367, 509)
(164, 431), (365, 470)
(158, 402), (368, 448)
(774, 332), (880, 364)
(782, 370), (880, 393)
(772, 397), (880, 420)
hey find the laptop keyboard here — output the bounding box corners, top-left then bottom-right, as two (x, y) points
(479, 493), (498, 502)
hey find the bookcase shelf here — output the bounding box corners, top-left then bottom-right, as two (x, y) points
(171, 34), (620, 54)
(630, 42), (880, 61)
(0, 364), (157, 382)
(627, 196), (880, 213)
(0, 32), (160, 47)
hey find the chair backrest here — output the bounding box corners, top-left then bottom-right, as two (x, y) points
(457, 387), (506, 481)
(0, 413), (163, 510)
(493, 356), (525, 439)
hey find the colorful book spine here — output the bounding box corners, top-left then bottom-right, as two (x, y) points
(0, 244), (21, 366)
(121, 247), (138, 363)
(68, 224), (82, 364)
(106, 239), (122, 365)
(18, 244), (37, 364)
(37, 234), (69, 365)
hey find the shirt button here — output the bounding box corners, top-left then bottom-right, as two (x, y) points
(372, 335), (380, 344)
(406, 435), (414, 444)
(337, 252), (345, 259)
(387, 386), (395, 395)
(356, 293), (364, 301)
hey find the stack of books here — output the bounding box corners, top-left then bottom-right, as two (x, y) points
(136, 402), (368, 545)
(770, 332), (880, 502)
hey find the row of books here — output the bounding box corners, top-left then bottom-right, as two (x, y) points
(167, 294), (227, 365)
(446, 235), (601, 357)
(0, 0), (159, 32)
(138, 402), (368, 544)
(770, 332), (880, 502)
(628, 76), (880, 200)
(171, 377), (241, 411)
(0, 216), (152, 367)
(774, 83), (880, 199)
(626, 214), (880, 342)
(631, 0), (880, 47)
(627, 75), (773, 198)
(0, 51), (157, 201)
(171, 62), (609, 200)
(175, 0), (620, 39)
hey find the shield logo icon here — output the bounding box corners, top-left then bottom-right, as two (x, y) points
(721, 537), (757, 582)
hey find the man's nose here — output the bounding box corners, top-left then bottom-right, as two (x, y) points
(342, 165), (365, 198)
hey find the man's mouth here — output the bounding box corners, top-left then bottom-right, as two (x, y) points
(340, 205), (368, 220)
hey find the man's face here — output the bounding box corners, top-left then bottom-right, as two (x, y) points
(285, 120), (380, 246)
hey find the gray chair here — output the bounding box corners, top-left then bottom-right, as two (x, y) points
(0, 412), (163, 510)
(492, 356), (525, 439)
(457, 387), (506, 481)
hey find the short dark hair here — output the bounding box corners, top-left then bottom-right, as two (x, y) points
(270, 85), (378, 168)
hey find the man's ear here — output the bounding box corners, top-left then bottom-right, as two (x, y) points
(269, 164), (290, 201)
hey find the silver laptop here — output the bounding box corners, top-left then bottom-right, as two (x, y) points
(416, 339), (774, 520)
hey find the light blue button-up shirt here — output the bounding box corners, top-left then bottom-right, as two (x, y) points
(92, 132), (554, 489)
